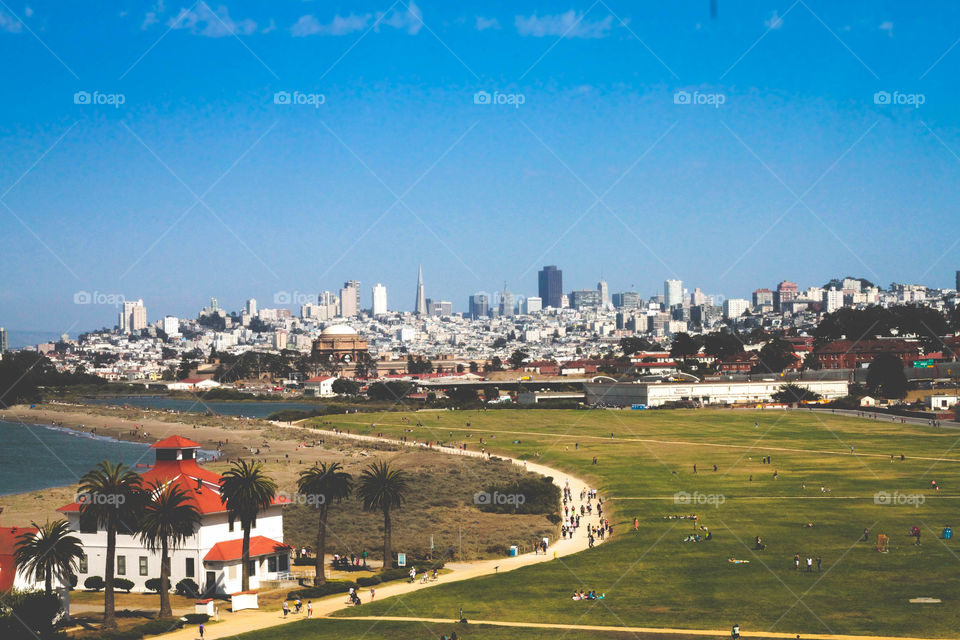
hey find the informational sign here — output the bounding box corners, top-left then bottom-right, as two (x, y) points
(397, 553), (406, 567)
(912, 359), (935, 368)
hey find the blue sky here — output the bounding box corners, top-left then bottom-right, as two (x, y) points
(1, 1), (959, 333)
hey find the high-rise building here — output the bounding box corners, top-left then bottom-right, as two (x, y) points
(371, 283), (388, 316)
(571, 289), (602, 309)
(538, 266), (563, 309)
(0, 327), (7, 353)
(340, 281), (360, 317)
(597, 280), (610, 309)
(823, 288), (844, 313)
(723, 298), (750, 319)
(469, 293), (489, 320)
(752, 288), (774, 308)
(119, 299), (147, 333)
(210, 298), (218, 312)
(429, 300), (452, 316)
(956, 270), (960, 291)
(415, 265), (427, 315)
(613, 292), (642, 309)
(162, 316), (180, 337)
(245, 298), (257, 316)
(774, 281), (799, 312)
(664, 279), (683, 308)
(499, 285), (515, 317)
(690, 288), (709, 306)
(524, 296), (542, 314)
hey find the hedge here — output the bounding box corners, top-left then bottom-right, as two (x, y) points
(183, 613), (210, 624)
(175, 578), (200, 598)
(84, 576), (104, 591)
(114, 578), (135, 593)
(144, 578), (163, 593)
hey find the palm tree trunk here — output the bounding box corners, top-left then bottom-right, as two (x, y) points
(314, 507), (328, 586)
(45, 572), (52, 597)
(382, 506), (391, 572)
(241, 524), (251, 591)
(159, 539), (172, 619)
(103, 526), (117, 629)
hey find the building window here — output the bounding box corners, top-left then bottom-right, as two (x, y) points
(267, 556), (277, 573)
(279, 555), (288, 572)
(78, 554), (87, 574)
(139, 556), (148, 576)
(228, 519), (235, 533)
(117, 555), (126, 576)
(248, 560), (256, 577)
(79, 512), (98, 534)
(186, 558), (195, 578)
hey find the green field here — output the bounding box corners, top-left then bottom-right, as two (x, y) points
(298, 408), (960, 637)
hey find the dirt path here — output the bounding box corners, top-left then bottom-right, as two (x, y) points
(154, 426), (605, 640)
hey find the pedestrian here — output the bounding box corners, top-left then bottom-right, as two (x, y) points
(693, 464), (697, 474)
(794, 553), (800, 571)
(862, 527), (869, 542)
(816, 557), (821, 572)
(199, 623), (205, 639)
(732, 623), (741, 639)
(713, 464), (718, 472)
(307, 601), (313, 618)
(282, 601), (289, 618)
(633, 517), (639, 531)
(806, 557), (813, 572)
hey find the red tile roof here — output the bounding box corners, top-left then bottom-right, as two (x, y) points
(151, 435), (202, 449)
(203, 536), (290, 563)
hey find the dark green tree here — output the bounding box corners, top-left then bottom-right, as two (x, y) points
(866, 354), (908, 399)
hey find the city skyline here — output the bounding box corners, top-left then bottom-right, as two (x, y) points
(2, 2), (960, 331)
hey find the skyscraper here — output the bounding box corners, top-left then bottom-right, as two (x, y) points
(245, 298), (257, 316)
(415, 265), (427, 315)
(119, 299), (147, 333)
(469, 293), (489, 320)
(371, 283), (388, 316)
(538, 266), (563, 309)
(0, 327), (7, 353)
(664, 279), (683, 308)
(956, 270), (960, 291)
(597, 280), (610, 309)
(774, 281), (799, 312)
(340, 281), (360, 317)
(499, 284), (515, 317)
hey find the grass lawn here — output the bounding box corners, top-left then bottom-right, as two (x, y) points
(300, 408), (960, 637)
(231, 617), (697, 640)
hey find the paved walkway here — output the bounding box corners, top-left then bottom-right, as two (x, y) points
(340, 615), (953, 640)
(155, 427), (606, 639)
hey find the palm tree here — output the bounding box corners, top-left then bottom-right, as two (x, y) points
(356, 461), (409, 572)
(218, 459), (277, 591)
(297, 462), (353, 586)
(137, 480), (201, 618)
(78, 460), (143, 629)
(14, 519), (84, 596)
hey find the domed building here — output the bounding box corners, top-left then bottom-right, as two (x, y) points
(311, 325), (369, 367)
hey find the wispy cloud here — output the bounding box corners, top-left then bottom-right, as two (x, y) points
(375, 1), (422, 36)
(291, 2), (423, 37)
(168, 3), (257, 38)
(765, 10), (783, 30)
(291, 13), (371, 37)
(879, 21), (893, 37)
(515, 10), (614, 39)
(0, 8), (23, 33)
(475, 16), (500, 31)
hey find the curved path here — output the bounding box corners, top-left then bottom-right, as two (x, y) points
(157, 426), (606, 640)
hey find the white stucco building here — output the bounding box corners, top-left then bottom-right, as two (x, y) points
(58, 436), (291, 596)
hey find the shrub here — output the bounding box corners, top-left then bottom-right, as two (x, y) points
(84, 576), (104, 591)
(292, 557), (314, 566)
(287, 580), (357, 599)
(144, 578), (163, 593)
(183, 613), (210, 624)
(114, 578), (135, 593)
(175, 578), (200, 598)
(0, 590), (61, 639)
(68, 573), (78, 589)
(475, 476), (560, 515)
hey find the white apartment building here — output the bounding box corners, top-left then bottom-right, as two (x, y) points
(723, 298), (750, 319)
(371, 284), (388, 316)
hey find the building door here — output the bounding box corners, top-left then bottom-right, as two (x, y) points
(205, 571), (216, 593)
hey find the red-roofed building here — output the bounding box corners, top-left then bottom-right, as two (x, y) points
(303, 375), (337, 397)
(0, 523), (47, 592)
(813, 339), (920, 370)
(57, 436), (290, 596)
